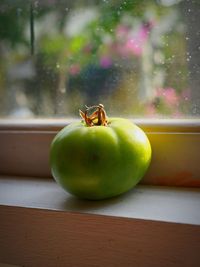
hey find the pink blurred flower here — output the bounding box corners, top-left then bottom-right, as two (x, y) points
(125, 23), (152, 56)
(69, 64), (80, 75)
(156, 87), (179, 106)
(100, 56), (112, 68)
(111, 21), (155, 58)
(125, 38), (143, 56)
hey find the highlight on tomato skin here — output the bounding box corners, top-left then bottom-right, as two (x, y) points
(50, 104), (152, 200)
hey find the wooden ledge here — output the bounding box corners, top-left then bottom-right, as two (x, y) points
(1, 176), (200, 267)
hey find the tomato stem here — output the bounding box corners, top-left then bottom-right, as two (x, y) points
(79, 104), (108, 127)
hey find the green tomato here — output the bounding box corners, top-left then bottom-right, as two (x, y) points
(50, 109), (151, 200)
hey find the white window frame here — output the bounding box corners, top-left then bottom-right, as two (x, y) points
(0, 118), (200, 187)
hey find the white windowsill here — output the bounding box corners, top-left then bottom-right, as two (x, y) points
(1, 175), (200, 226)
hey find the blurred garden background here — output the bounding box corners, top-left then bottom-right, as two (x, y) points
(0, 0), (199, 118)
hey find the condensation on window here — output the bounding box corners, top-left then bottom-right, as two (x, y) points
(0, 0), (199, 118)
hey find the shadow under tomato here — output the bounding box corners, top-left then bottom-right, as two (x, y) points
(59, 187), (141, 213)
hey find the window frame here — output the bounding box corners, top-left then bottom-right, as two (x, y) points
(0, 118), (200, 187)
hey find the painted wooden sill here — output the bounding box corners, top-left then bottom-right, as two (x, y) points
(0, 176), (200, 267)
(0, 176), (200, 225)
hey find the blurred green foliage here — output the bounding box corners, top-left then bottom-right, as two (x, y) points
(0, 0), (194, 118)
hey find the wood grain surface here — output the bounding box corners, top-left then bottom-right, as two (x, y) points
(0, 205), (200, 267)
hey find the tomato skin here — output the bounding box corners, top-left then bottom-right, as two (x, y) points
(50, 118), (151, 200)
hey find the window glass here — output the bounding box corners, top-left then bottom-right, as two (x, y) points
(0, 0), (199, 118)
